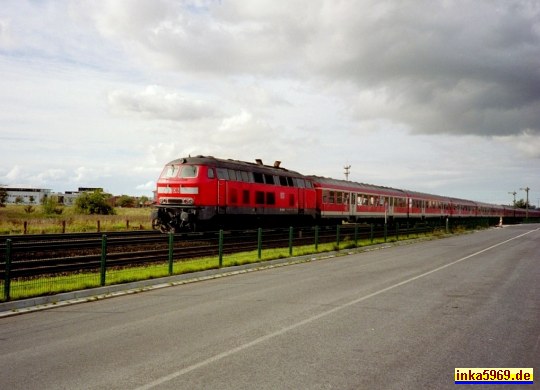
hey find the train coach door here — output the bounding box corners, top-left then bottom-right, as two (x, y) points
(350, 193), (356, 217)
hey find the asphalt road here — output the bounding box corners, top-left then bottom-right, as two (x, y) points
(1, 224), (538, 389)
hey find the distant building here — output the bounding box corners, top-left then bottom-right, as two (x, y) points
(59, 187), (104, 206)
(3, 187), (52, 205)
(2, 187), (103, 205)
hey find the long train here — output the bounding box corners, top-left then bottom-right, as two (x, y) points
(151, 156), (538, 232)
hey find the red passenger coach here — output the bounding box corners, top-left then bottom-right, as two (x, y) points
(309, 176), (407, 223)
(152, 156), (317, 232)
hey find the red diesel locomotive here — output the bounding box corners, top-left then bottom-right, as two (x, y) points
(151, 155), (538, 232)
(152, 156), (316, 232)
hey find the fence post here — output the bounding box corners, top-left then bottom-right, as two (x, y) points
(314, 225), (319, 251)
(288, 226), (294, 256)
(218, 230), (224, 267)
(62, 220), (66, 234)
(406, 221), (409, 238)
(445, 218), (449, 234)
(384, 223), (387, 242)
(97, 220), (101, 233)
(100, 234), (107, 286)
(4, 239), (12, 301)
(370, 223), (374, 243)
(168, 232), (174, 275)
(257, 228), (262, 260)
(336, 225), (341, 250)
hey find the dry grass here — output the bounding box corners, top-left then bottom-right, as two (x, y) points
(0, 205), (153, 234)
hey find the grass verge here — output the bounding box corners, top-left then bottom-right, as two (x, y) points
(2, 233), (440, 302)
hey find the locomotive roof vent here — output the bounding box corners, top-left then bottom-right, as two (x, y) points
(274, 161), (281, 168)
(255, 159), (263, 166)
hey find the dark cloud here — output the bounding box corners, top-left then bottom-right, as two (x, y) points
(91, 1), (540, 137)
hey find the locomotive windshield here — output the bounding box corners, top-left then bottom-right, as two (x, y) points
(179, 165), (198, 178)
(160, 164), (199, 178)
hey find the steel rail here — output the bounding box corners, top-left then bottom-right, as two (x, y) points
(1, 225), (433, 279)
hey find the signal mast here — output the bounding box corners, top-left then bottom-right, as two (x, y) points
(344, 164), (351, 181)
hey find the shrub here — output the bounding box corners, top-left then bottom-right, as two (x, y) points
(116, 195), (135, 208)
(42, 196), (63, 215)
(75, 190), (115, 215)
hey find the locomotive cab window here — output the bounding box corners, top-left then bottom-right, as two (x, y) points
(160, 164), (180, 178)
(207, 168), (215, 179)
(179, 165), (198, 178)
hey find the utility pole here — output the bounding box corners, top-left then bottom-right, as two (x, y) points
(520, 187), (530, 220)
(344, 164), (351, 181)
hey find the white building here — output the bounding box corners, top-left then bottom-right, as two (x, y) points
(3, 187), (52, 205)
(2, 187), (103, 205)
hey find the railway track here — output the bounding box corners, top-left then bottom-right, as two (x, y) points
(1, 225), (432, 279)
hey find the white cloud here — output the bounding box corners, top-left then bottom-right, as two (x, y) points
(5, 165), (22, 181)
(108, 85), (221, 121)
(495, 130), (540, 159)
(136, 181), (156, 191)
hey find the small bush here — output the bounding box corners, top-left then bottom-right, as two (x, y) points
(42, 196), (63, 215)
(75, 190), (115, 215)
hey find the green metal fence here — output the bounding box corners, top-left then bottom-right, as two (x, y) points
(2, 223), (442, 302)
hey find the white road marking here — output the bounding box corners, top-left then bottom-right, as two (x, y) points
(136, 227), (539, 389)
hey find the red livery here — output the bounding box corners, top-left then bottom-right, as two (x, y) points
(152, 156), (538, 232)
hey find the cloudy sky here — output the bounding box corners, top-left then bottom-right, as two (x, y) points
(1, 0), (539, 206)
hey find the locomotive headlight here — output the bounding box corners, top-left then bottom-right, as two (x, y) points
(180, 187), (199, 194)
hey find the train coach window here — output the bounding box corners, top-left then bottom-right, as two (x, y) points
(180, 165), (198, 178)
(329, 191), (335, 204)
(297, 178), (306, 188)
(207, 168), (215, 179)
(305, 180), (313, 189)
(337, 192), (343, 204)
(279, 176), (288, 186)
(228, 169), (237, 181)
(216, 168), (229, 180)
